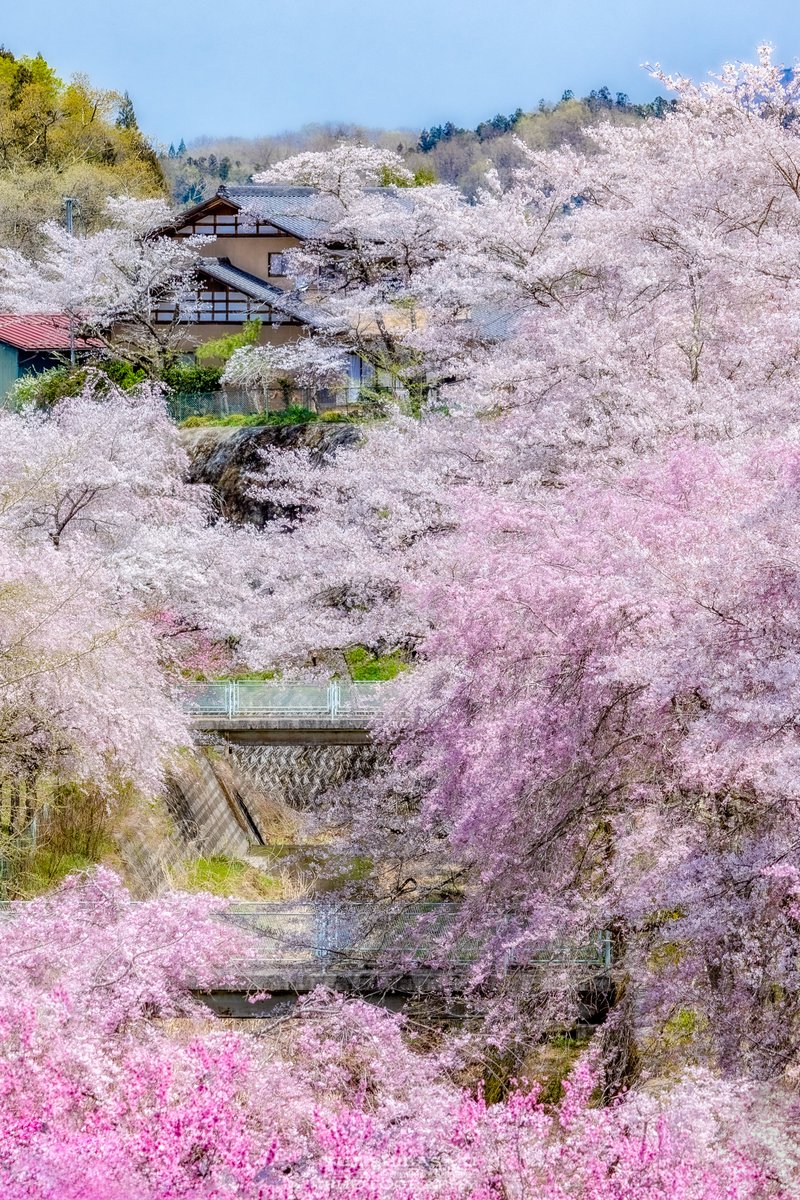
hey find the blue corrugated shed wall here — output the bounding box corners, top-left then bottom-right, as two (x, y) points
(0, 343), (20, 400)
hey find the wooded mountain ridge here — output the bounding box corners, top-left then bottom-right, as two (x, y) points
(163, 86), (674, 203)
(0, 42), (673, 228)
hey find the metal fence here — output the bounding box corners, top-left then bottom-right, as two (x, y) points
(168, 385), (369, 423)
(222, 901), (612, 972)
(181, 680), (387, 721)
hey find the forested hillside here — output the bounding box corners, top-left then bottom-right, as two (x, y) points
(0, 46), (165, 249)
(163, 86), (674, 203)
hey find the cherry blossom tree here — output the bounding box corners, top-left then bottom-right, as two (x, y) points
(246, 50), (800, 1080)
(223, 338), (350, 398)
(0, 379), (268, 799)
(412, 45), (800, 468)
(0, 196), (210, 373)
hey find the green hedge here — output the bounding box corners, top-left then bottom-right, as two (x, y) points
(179, 406), (318, 429)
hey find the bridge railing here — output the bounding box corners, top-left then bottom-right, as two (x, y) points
(181, 680), (387, 721)
(222, 901), (612, 972)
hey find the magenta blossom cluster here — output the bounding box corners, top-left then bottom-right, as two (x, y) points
(0, 871), (790, 1198)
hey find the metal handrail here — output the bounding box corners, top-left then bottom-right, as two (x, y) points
(181, 680), (388, 720)
(222, 901), (612, 971)
(0, 897), (611, 972)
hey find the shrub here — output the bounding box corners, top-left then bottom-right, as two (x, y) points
(100, 360), (149, 389)
(162, 363), (223, 393)
(7, 360), (150, 410)
(7, 366), (87, 409)
(179, 406), (319, 429)
(195, 318), (262, 365)
(318, 409), (354, 423)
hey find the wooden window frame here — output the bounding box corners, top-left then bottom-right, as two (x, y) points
(154, 281), (303, 325)
(175, 212), (284, 237)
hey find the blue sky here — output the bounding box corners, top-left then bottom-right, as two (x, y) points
(5, 0), (800, 146)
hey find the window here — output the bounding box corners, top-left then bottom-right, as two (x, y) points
(155, 289), (267, 324)
(194, 289), (261, 323)
(268, 252), (289, 277)
(153, 284), (304, 325)
(175, 211), (283, 237)
(153, 299), (178, 323)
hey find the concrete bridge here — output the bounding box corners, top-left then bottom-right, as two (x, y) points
(0, 894), (612, 1019)
(182, 680), (385, 744)
(165, 681), (384, 854)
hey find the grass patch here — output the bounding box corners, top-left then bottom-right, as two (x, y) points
(345, 645), (408, 681)
(328, 854), (374, 886)
(318, 410), (355, 423)
(14, 850), (97, 898)
(222, 669), (280, 682)
(179, 668), (281, 683)
(174, 855), (282, 898)
(528, 1031), (594, 1106)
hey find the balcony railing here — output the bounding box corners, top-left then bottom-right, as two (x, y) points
(181, 680), (387, 721)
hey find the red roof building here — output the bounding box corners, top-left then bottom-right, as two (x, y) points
(0, 314), (100, 399)
(0, 313), (98, 351)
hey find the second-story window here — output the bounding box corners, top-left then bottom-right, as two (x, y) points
(268, 252), (289, 278)
(176, 213), (283, 236)
(154, 289), (272, 324)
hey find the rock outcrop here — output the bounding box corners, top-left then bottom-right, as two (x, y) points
(181, 422), (360, 525)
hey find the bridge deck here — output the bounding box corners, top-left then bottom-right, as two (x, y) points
(191, 718), (372, 743)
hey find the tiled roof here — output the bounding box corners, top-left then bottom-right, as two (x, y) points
(0, 313), (99, 351)
(468, 304), (526, 342)
(197, 258), (327, 328)
(218, 185), (331, 240)
(176, 184), (414, 241)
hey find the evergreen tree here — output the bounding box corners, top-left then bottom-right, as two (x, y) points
(116, 91), (138, 130)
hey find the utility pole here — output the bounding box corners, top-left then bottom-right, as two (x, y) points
(63, 197), (78, 363)
(64, 196), (76, 235)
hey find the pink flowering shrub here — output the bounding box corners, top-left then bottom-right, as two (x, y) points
(0, 871), (790, 1198)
